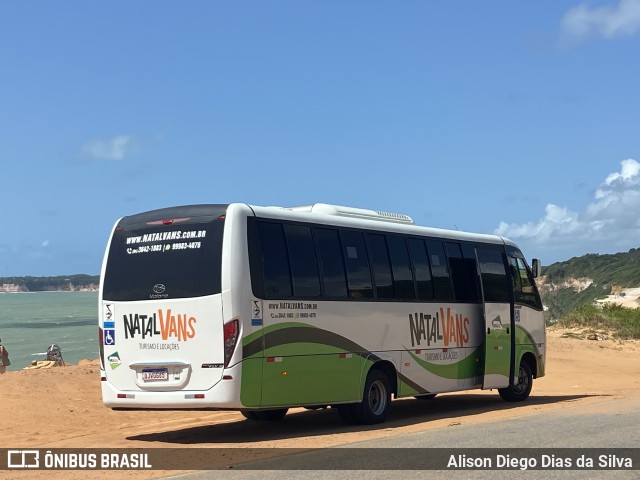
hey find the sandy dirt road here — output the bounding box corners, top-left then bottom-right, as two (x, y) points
(2, 328), (640, 480)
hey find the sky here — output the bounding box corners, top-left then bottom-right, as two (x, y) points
(1, 1), (640, 276)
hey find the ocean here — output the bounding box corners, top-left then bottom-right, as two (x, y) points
(0, 291), (98, 371)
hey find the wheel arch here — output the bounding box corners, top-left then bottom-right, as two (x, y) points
(520, 351), (538, 378)
(367, 359), (398, 397)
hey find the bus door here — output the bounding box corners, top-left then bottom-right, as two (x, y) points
(477, 246), (513, 389)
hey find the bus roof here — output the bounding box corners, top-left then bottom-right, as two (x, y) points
(246, 203), (515, 248)
(112, 202), (517, 250)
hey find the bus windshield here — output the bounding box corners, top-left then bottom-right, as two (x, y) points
(102, 205), (226, 301)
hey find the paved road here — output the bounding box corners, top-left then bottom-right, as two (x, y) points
(166, 396), (640, 480)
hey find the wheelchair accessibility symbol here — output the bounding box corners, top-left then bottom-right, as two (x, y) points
(104, 329), (116, 346)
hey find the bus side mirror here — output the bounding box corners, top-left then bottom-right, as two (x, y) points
(531, 258), (542, 278)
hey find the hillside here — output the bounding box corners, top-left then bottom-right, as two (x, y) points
(539, 248), (640, 320)
(0, 274), (99, 292)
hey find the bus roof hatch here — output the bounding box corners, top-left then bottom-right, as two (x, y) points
(288, 203), (414, 225)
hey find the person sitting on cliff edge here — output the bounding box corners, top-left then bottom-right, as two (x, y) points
(0, 338), (10, 373)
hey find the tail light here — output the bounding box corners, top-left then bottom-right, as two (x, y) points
(98, 327), (105, 371)
(223, 319), (239, 367)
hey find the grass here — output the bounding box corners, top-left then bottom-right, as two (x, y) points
(558, 303), (640, 340)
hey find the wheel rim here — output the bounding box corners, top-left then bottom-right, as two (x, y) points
(513, 366), (529, 394)
(367, 379), (387, 416)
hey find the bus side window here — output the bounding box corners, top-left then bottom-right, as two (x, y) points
(407, 238), (434, 300)
(366, 233), (395, 299)
(247, 217), (265, 298)
(509, 256), (543, 309)
(339, 230), (374, 299)
(444, 242), (481, 303)
(283, 224), (321, 297)
(426, 239), (453, 301)
(477, 247), (510, 303)
(461, 243), (481, 303)
(445, 242), (471, 302)
(316, 228), (348, 298)
(256, 221), (293, 298)
(387, 235), (416, 300)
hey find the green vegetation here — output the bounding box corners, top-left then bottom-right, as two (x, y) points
(541, 248), (640, 339)
(543, 248), (640, 287)
(0, 274), (99, 291)
(540, 247), (640, 321)
(557, 303), (640, 340)
(541, 283), (608, 320)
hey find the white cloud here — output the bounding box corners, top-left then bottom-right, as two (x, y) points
(41, 240), (50, 248)
(82, 135), (135, 160)
(495, 159), (640, 258)
(561, 0), (640, 43)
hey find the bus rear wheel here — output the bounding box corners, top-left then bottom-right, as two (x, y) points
(240, 410), (258, 420)
(498, 361), (533, 402)
(241, 408), (288, 421)
(351, 369), (391, 425)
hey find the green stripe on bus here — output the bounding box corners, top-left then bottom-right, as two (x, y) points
(406, 346), (482, 379)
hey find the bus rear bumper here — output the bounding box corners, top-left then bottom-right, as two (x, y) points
(101, 363), (244, 409)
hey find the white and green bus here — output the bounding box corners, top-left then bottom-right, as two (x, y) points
(99, 203), (545, 424)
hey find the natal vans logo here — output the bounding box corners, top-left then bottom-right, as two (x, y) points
(409, 307), (470, 348)
(124, 309), (197, 341)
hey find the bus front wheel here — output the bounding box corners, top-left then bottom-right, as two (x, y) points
(351, 369), (391, 424)
(498, 361), (533, 402)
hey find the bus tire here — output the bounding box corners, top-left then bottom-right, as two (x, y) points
(499, 360), (533, 402)
(351, 369), (391, 425)
(253, 408), (289, 421)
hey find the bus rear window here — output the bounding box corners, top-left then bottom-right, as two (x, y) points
(102, 219), (224, 301)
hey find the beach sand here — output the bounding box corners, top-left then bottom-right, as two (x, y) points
(2, 327), (640, 479)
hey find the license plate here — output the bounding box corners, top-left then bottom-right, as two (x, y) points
(142, 368), (168, 381)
